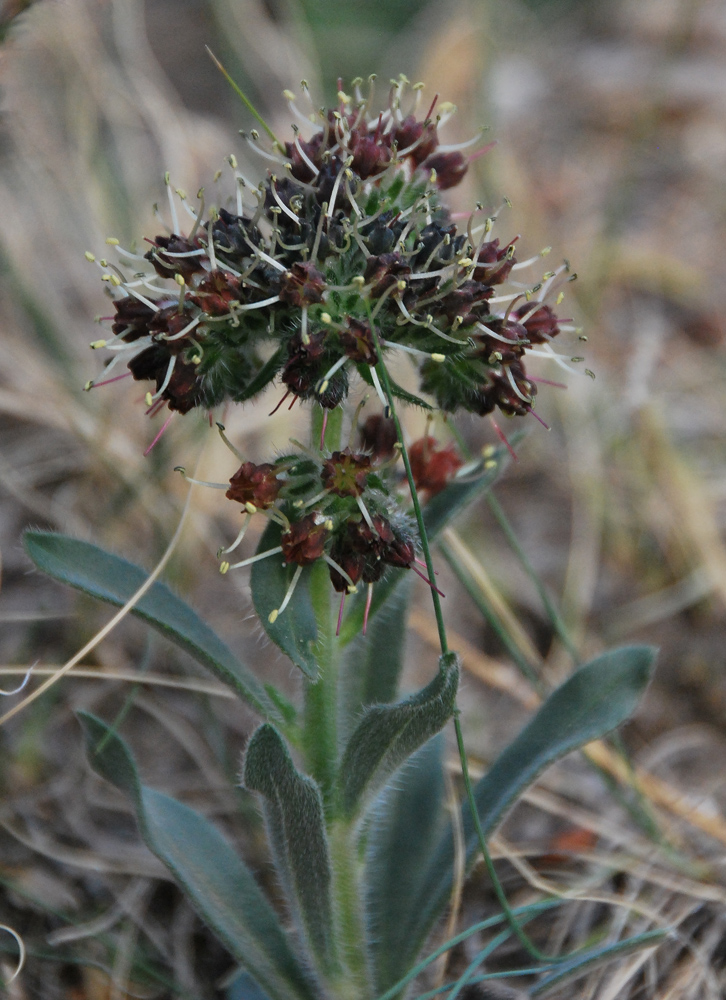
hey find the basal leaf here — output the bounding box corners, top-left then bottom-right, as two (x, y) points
(364, 735), (447, 994)
(400, 646), (657, 977)
(337, 652), (459, 819)
(23, 531), (277, 720)
(243, 724), (336, 973)
(78, 712), (317, 1000)
(250, 522), (319, 679)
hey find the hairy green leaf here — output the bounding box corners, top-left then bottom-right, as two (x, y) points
(365, 735), (447, 994)
(401, 645), (657, 977)
(234, 347), (285, 403)
(23, 531), (277, 720)
(250, 522), (319, 679)
(77, 712), (317, 1000)
(337, 652), (459, 818)
(243, 724), (336, 973)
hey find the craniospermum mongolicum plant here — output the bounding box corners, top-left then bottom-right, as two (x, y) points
(20, 72), (663, 999)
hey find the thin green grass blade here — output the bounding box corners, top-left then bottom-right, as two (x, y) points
(23, 531), (278, 721)
(530, 929), (666, 995)
(78, 712), (317, 1000)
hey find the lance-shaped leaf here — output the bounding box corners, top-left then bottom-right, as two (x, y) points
(250, 522), (319, 679)
(77, 712), (317, 1000)
(242, 724), (336, 974)
(364, 735), (448, 994)
(337, 652), (459, 819)
(23, 531), (278, 721)
(234, 347), (285, 403)
(338, 444), (514, 646)
(402, 645), (657, 975)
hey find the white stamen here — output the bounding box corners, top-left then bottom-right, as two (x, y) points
(165, 174), (180, 234)
(369, 365), (388, 411)
(220, 513), (252, 555)
(322, 554), (357, 590)
(269, 564), (304, 622)
(356, 494), (375, 530)
(226, 545), (284, 571)
(162, 316), (202, 341)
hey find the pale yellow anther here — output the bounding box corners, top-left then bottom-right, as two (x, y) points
(268, 609), (279, 623)
(429, 169), (438, 184)
(164, 171), (171, 185)
(484, 460), (497, 470)
(84, 380), (93, 391)
(321, 312), (332, 324)
(283, 89), (296, 101)
(175, 274), (185, 286)
(541, 246), (552, 257)
(228, 154), (238, 169)
(413, 82), (425, 91)
(191, 355), (202, 365)
(105, 237), (120, 246)
(556, 292), (565, 305)
(337, 90), (351, 105)
(220, 562), (230, 575)
(145, 392), (153, 407)
(482, 444), (496, 458)
(301, 332), (311, 346)
(84, 251), (96, 262)
(352, 276), (365, 286)
(109, 274), (122, 287)
(525, 291), (532, 301)
(101, 274), (111, 282)
(214, 170), (222, 182)
(325, 519), (334, 531)
(347, 584), (358, 594)
(90, 339), (107, 350)
(396, 280), (406, 291)
(458, 257), (473, 268)
(176, 188), (187, 200)
(100, 259), (108, 267)
(245, 502), (257, 515)
(318, 379), (330, 395)
(431, 353), (445, 363)
(293, 499), (304, 507)
(439, 102), (456, 114)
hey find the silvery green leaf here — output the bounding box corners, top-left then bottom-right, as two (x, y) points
(24, 531), (278, 720)
(337, 652), (459, 819)
(243, 724), (336, 974)
(77, 712), (317, 1000)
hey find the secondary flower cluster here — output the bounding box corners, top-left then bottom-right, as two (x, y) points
(183, 417), (465, 632)
(87, 75), (575, 435)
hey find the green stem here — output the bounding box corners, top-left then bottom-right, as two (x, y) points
(302, 562), (339, 808)
(329, 822), (371, 1000)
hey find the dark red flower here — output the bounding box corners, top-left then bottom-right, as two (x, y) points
(281, 514), (330, 566)
(360, 414), (398, 459)
(513, 303), (561, 343)
(279, 262), (326, 307)
(145, 235), (205, 282)
(409, 437), (464, 497)
(320, 450), (371, 497)
(340, 318), (378, 365)
(422, 151), (468, 190)
(472, 239), (517, 286)
(226, 462), (281, 509)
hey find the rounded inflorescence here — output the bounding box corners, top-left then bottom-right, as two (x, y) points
(86, 75), (578, 432)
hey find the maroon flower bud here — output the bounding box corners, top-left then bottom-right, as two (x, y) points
(285, 132), (325, 183)
(145, 235), (205, 282)
(112, 296), (159, 342)
(281, 514), (330, 566)
(226, 462), (281, 509)
(321, 449), (371, 497)
(394, 115), (438, 166)
(475, 318), (528, 364)
(360, 414), (398, 458)
(409, 437), (464, 497)
(189, 270), (241, 316)
(279, 262), (326, 307)
(127, 345), (201, 413)
(434, 281), (493, 324)
(363, 253), (411, 298)
(349, 124), (392, 179)
(513, 303), (561, 344)
(472, 239), (517, 286)
(473, 362), (535, 418)
(340, 318), (378, 365)
(328, 535), (364, 592)
(422, 151), (468, 190)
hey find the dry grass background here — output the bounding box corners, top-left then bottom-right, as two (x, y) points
(0, 0), (726, 997)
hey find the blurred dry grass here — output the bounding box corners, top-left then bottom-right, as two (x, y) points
(0, 0), (725, 996)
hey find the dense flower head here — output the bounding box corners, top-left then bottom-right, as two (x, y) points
(86, 75), (577, 435)
(203, 421), (469, 629)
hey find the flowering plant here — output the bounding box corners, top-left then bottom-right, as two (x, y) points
(23, 73), (658, 999)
